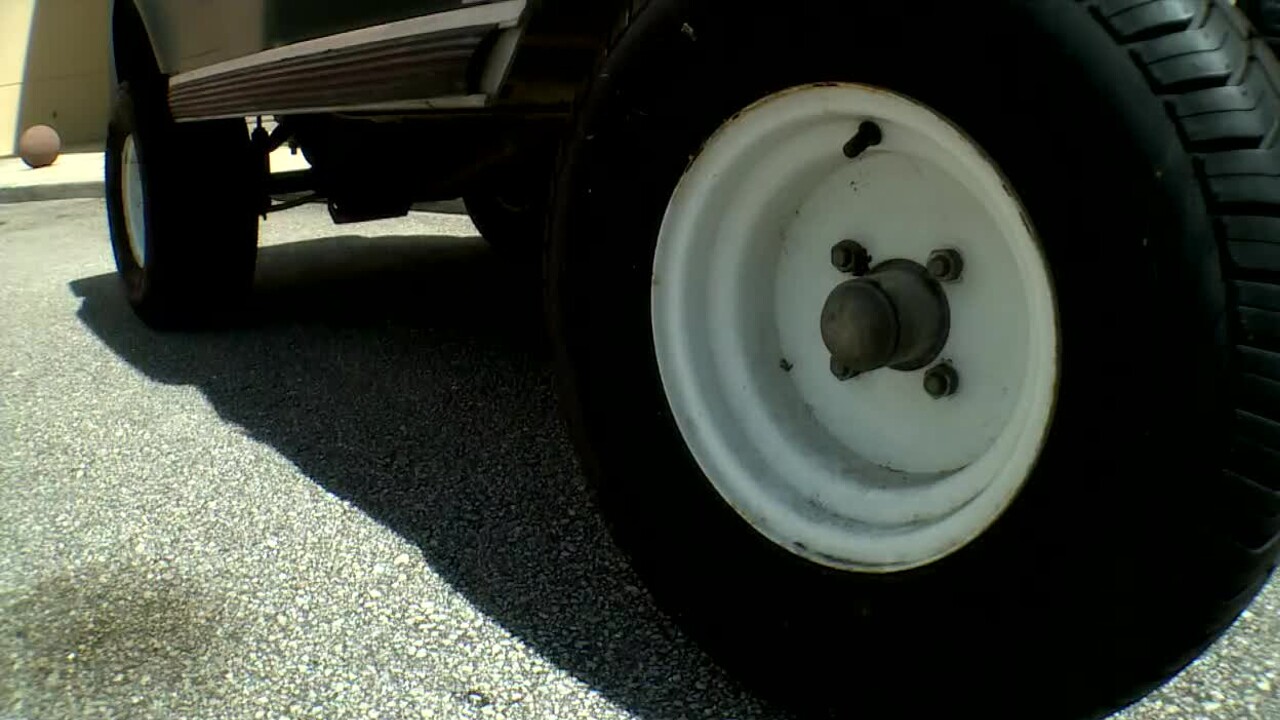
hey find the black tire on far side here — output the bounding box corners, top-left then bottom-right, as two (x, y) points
(463, 151), (554, 259)
(548, 1), (1280, 718)
(105, 81), (259, 329)
(464, 190), (545, 257)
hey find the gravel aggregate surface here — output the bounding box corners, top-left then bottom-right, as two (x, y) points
(1, 200), (1276, 720)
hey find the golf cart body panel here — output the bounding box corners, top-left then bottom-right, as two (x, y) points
(119, 0), (528, 120)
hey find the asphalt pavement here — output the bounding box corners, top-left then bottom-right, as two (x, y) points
(1, 199), (1276, 720)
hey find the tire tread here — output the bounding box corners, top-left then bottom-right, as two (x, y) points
(1090, 0), (1280, 569)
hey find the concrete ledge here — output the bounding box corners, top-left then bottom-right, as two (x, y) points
(0, 148), (467, 214)
(0, 180), (103, 203)
(0, 151), (104, 204)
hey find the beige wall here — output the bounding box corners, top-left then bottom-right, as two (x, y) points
(1, 0), (110, 157)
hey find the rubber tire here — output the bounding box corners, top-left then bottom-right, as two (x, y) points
(105, 81), (259, 329)
(463, 149), (555, 260)
(1242, 0), (1280, 47)
(463, 189), (545, 259)
(548, 1), (1280, 718)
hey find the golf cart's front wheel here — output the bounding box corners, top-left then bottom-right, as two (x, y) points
(549, 1), (1280, 717)
(105, 81), (259, 329)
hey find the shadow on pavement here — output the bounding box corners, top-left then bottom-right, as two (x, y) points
(69, 233), (776, 719)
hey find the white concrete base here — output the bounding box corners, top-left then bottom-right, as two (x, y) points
(0, 146), (312, 204)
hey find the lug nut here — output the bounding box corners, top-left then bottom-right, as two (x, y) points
(926, 248), (964, 282)
(923, 363), (959, 399)
(830, 357), (860, 382)
(831, 240), (871, 275)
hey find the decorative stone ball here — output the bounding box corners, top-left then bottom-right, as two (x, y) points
(18, 125), (61, 168)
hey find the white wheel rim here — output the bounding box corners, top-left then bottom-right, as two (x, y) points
(121, 135), (147, 268)
(651, 83), (1060, 572)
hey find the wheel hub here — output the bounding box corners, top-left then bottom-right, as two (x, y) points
(651, 82), (1060, 572)
(820, 260), (949, 375)
(121, 134), (147, 268)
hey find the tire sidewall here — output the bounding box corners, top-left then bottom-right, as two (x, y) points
(105, 83), (155, 306)
(549, 0), (1234, 712)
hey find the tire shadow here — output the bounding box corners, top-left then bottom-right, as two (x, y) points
(67, 232), (783, 719)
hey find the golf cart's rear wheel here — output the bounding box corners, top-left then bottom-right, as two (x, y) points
(549, 1), (1280, 718)
(106, 81), (258, 329)
(464, 148), (554, 259)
